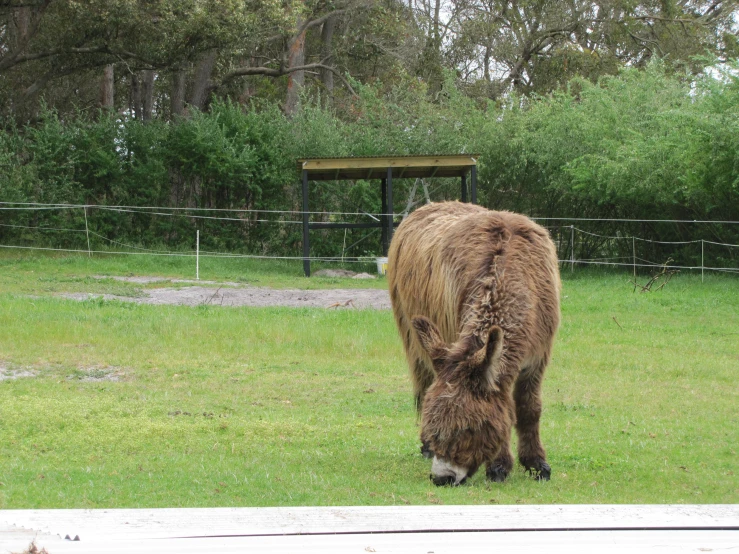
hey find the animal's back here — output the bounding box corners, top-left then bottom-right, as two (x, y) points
(387, 201), (560, 406)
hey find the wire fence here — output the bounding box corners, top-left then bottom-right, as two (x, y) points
(546, 224), (736, 276)
(1, 202), (738, 276)
(544, 223), (739, 277)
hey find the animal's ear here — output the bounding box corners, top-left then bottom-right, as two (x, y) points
(411, 316), (447, 362)
(469, 326), (504, 387)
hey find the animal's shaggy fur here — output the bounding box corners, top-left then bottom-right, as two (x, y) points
(387, 201), (560, 485)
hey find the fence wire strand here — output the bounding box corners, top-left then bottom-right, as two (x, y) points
(0, 222), (87, 233)
(2, 203), (739, 273)
(5, 202), (739, 224)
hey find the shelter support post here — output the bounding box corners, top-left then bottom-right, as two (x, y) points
(302, 169), (310, 277)
(386, 167), (394, 246)
(297, 156), (478, 270)
(381, 178), (388, 256)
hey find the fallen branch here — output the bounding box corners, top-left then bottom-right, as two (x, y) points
(328, 299), (354, 309)
(631, 259), (679, 293)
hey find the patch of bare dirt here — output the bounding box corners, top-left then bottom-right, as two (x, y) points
(69, 365), (125, 382)
(59, 278), (391, 309)
(92, 275), (243, 286)
(313, 269), (357, 278)
(0, 364), (37, 381)
(312, 269), (377, 279)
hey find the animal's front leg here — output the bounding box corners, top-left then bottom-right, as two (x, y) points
(486, 399), (515, 482)
(514, 360), (551, 481)
(485, 432), (514, 482)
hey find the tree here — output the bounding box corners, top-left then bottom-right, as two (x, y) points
(0, 0), (260, 119)
(448, 0), (739, 98)
(215, 1), (372, 113)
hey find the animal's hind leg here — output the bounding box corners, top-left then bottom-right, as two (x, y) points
(514, 359), (551, 481)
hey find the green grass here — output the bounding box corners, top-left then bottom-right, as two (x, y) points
(0, 251), (388, 295)
(1, 252), (738, 508)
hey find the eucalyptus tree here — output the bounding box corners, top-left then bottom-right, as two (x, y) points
(0, 0), (394, 119)
(0, 0), (269, 119)
(449, 0), (739, 98)
(211, 0), (379, 115)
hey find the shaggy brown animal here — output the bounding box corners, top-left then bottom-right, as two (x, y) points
(387, 201), (560, 486)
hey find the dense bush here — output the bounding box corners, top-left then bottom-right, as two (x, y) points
(1, 63), (738, 268)
(480, 63), (739, 267)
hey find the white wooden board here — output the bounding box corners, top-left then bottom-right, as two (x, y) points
(2, 505), (738, 554)
(5, 530), (739, 554)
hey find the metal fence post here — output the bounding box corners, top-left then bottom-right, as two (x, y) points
(632, 236), (636, 281)
(570, 225), (574, 272)
(84, 206), (91, 257)
(196, 229), (199, 280)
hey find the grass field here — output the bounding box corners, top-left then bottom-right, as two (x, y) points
(0, 252), (387, 296)
(1, 252), (738, 508)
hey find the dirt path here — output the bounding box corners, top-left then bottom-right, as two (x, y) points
(60, 277), (392, 309)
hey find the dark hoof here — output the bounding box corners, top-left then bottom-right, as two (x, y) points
(523, 459), (551, 481)
(430, 474), (465, 487)
(486, 463), (510, 483)
(536, 462), (551, 481)
(421, 441), (433, 459)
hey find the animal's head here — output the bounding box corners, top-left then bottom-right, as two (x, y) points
(411, 316), (511, 486)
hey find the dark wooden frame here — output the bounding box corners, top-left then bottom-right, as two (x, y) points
(298, 155), (478, 277)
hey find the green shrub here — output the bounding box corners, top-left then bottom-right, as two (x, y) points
(1, 64), (738, 268)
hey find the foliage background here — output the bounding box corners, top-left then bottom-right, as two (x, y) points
(1, 64), (738, 267)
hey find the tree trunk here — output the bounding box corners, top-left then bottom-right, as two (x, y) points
(237, 58), (257, 104)
(142, 69), (155, 121)
(171, 68), (186, 117)
(418, 0), (443, 96)
(13, 7), (32, 48)
(483, 45), (491, 83)
(509, 48), (531, 90)
(320, 15), (336, 102)
(508, 36), (535, 91)
(433, 0), (441, 45)
(285, 17), (306, 117)
(188, 49), (217, 111)
(0, 1), (51, 74)
(4, 7), (30, 65)
(101, 64), (114, 109)
(238, 78), (256, 104)
(131, 73), (142, 119)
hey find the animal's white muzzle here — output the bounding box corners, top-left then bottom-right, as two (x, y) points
(431, 456), (469, 486)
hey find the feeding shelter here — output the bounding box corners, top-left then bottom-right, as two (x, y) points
(298, 155), (479, 276)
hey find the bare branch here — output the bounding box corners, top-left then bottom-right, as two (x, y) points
(218, 62), (356, 96)
(0, 0), (51, 72)
(286, 6), (357, 54)
(1, 45), (154, 72)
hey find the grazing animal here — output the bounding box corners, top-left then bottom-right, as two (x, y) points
(387, 202), (560, 486)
